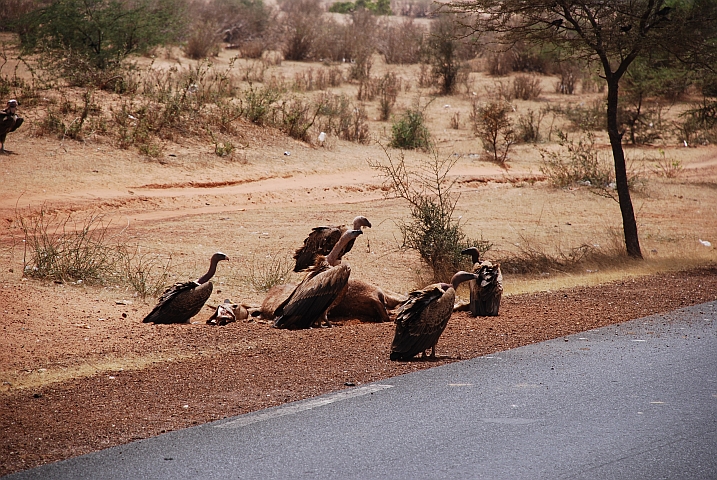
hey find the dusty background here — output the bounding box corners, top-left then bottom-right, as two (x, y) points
(1, 37), (717, 476)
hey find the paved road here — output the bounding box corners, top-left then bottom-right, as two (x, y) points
(6, 301), (717, 480)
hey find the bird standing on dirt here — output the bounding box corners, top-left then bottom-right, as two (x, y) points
(292, 216), (371, 272)
(142, 252), (229, 324)
(461, 247), (503, 317)
(274, 229), (363, 329)
(390, 271), (478, 361)
(0, 99), (23, 154)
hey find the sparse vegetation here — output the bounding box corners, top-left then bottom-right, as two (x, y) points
(15, 208), (173, 296)
(369, 147), (491, 281)
(539, 131), (614, 190)
(246, 251), (294, 292)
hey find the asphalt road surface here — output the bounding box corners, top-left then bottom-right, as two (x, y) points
(6, 301), (717, 480)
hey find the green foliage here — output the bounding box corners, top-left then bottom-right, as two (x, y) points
(19, 0), (185, 74)
(369, 148), (490, 281)
(390, 108), (431, 150)
(329, 0), (392, 15)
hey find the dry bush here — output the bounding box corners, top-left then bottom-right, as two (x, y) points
(377, 72), (401, 120)
(471, 100), (515, 166)
(417, 63), (434, 88)
(379, 17), (426, 64)
(239, 40), (266, 59)
(183, 21), (221, 60)
(499, 235), (629, 276)
(555, 63), (581, 95)
(347, 10), (378, 82)
(512, 74), (542, 100)
(651, 149), (683, 178)
(539, 131), (615, 190)
(393, 0), (436, 18)
(245, 251), (295, 293)
(554, 99), (606, 131)
(450, 111), (460, 129)
(515, 108), (547, 143)
(279, 0), (325, 61)
(485, 48), (514, 76)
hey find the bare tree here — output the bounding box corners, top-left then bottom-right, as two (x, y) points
(443, 0), (717, 258)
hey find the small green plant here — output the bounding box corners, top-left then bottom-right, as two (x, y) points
(390, 107), (431, 150)
(247, 251), (294, 292)
(652, 149), (683, 178)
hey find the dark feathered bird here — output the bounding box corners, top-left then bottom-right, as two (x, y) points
(142, 252), (229, 324)
(657, 6), (671, 16)
(274, 229), (363, 330)
(390, 271), (477, 361)
(620, 24), (633, 33)
(292, 216), (371, 272)
(549, 18), (563, 30)
(461, 247), (503, 317)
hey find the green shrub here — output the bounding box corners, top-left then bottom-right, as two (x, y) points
(390, 108), (431, 150)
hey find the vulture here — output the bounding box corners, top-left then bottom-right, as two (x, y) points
(292, 216), (371, 272)
(142, 252), (229, 324)
(390, 271), (478, 361)
(461, 247), (503, 317)
(274, 229), (363, 330)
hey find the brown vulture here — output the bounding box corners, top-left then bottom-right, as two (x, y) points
(390, 271), (478, 361)
(292, 216), (371, 272)
(461, 247), (503, 317)
(142, 252), (229, 324)
(274, 229), (363, 330)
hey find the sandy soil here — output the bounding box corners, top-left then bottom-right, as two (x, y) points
(1, 43), (717, 476)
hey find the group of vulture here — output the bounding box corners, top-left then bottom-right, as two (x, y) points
(142, 216), (503, 361)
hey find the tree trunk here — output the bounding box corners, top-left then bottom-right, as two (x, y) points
(606, 78), (643, 259)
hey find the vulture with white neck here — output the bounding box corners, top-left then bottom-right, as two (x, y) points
(142, 252), (229, 324)
(461, 247), (503, 317)
(292, 216), (371, 272)
(274, 229), (363, 329)
(390, 271), (478, 361)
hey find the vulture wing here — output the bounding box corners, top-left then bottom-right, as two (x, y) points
(142, 281), (213, 324)
(390, 284), (455, 360)
(274, 261), (351, 329)
(293, 226), (345, 272)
